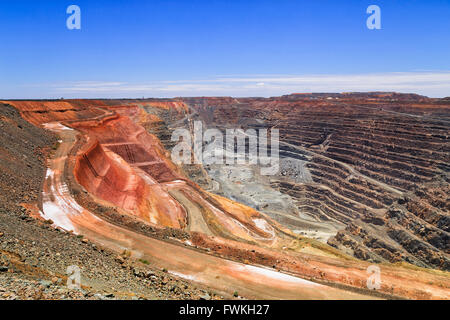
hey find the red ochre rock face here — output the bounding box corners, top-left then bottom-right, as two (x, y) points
(1, 100), (107, 126)
(72, 115), (188, 228)
(75, 140), (181, 226)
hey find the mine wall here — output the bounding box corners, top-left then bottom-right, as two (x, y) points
(182, 95), (450, 270)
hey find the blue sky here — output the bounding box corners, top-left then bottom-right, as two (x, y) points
(1, 0), (449, 98)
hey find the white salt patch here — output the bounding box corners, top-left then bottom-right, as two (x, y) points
(42, 122), (73, 132)
(40, 167), (88, 234)
(169, 271), (197, 282)
(42, 200), (75, 232)
(235, 264), (320, 287)
(253, 218), (275, 238)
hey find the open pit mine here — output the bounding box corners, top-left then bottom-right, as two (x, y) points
(0, 93), (449, 300)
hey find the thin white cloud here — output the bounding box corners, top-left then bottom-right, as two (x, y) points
(21, 71), (450, 98)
